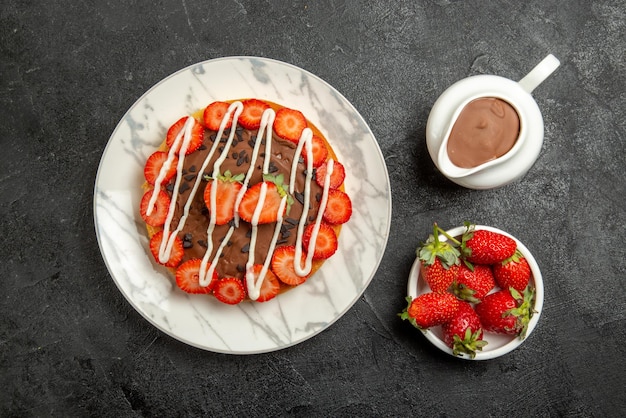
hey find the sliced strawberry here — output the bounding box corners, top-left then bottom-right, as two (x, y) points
(213, 277), (246, 305)
(144, 151), (179, 185)
(323, 189), (352, 225)
(245, 264), (280, 302)
(149, 230), (184, 268)
(302, 135), (328, 168)
(175, 259), (218, 294)
(302, 222), (338, 260)
(238, 174), (291, 225)
(140, 189), (171, 227)
(238, 99), (270, 129)
(273, 107), (307, 143)
(165, 116), (204, 155)
(203, 101), (233, 131)
(315, 160), (345, 189)
(271, 246), (309, 286)
(203, 170), (244, 225)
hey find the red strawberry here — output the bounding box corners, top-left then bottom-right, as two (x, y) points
(421, 259), (459, 294)
(322, 189), (352, 225)
(315, 160), (345, 189)
(493, 249), (531, 292)
(461, 223), (517, 265)
(175, 259), (218, 294)
(203, 170), (245, 225)
(245, 264), (281, 302)
(452, 264), (496, 303)
(273, 107), (307, 143)
(144, 151), (179, 185)
(149, 230), (184, 268)
(302, 222), (338, 260)
(418, 223), (461, 293)
(399, 293), (460, 329)
(213, 277), (246, 305)
(475, 286), (535, 337)
(140, 189), (171, 227)
(203, 101), (233, 131)
(271, 246), (309, 286)
(442, 301), (487, 358)
(238, 99), (270, 129)
(238, 174), (292, 225)
(165, 117), (204, 155)
(302, 135), (328, 168)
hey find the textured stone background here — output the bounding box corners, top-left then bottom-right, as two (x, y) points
(1, 0), (625, 416)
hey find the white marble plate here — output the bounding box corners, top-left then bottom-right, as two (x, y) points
(93, 57), (391, 354)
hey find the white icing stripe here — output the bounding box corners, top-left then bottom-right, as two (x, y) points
(294, 158), (334, 276)
(199, 102), (244, 284)
(234, 108), (276, 227)
(246, 196), (287, 300)
(202, 225), (235, 287)
(153, 116), (195, 263)
(289, 128), (313, 195)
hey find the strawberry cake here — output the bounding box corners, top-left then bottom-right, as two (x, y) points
(139, 99), (352, 304)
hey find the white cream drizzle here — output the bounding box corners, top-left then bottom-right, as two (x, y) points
(148, 101), (336, 301)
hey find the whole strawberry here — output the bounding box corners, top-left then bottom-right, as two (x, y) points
(475, 286), (535, 338)
(461, 223), (516, 265)
(452, 263), (495, 303)
(418, 223), (461, 293)
(442, 301), (487, 359)
(493, 249), (531, 292)
(399, 293), (460, 329)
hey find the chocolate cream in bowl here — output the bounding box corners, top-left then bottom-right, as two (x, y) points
(446, 97), (520, 168)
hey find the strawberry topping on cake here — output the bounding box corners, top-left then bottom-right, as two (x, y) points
(141, 99), (351, 304)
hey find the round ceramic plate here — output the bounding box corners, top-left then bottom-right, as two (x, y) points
(406, 225), (543, 360)
(94, 57), (391, 354)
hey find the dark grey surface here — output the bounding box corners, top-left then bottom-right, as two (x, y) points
(2, 0), (625, 416)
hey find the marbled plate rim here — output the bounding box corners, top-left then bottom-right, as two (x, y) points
(93, 56), (391, 354)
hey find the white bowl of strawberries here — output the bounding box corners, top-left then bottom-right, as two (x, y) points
(402, 222), (544, 360)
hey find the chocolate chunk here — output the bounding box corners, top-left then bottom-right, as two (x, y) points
(316, 192), (322, 202)
(199, 144), (207, 151)
(183, 241), (193, 249)
(285, 217), (298, 225)
(179, 182), (190, 194)
(277, 238), (289, 245)
(236, 264), (245, 273)
(198, 239), (208, 248)
(184, 233), (192, 241)
(269, 162), (278, 173)
(232, 151), (238, 159)
(166, 183), (175, 192)
(282, 230), (291, 238)
(184, 174), (195, 182)
(295, 192), (305, 206)
(245, 229), (252, 238)
(241, 243), (250, 253)
(189, 165), (196, 172)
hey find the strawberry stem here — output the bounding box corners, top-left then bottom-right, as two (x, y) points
(435, 224), (461, 246)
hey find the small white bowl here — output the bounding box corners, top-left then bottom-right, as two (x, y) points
(406, 225), (544, 360)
